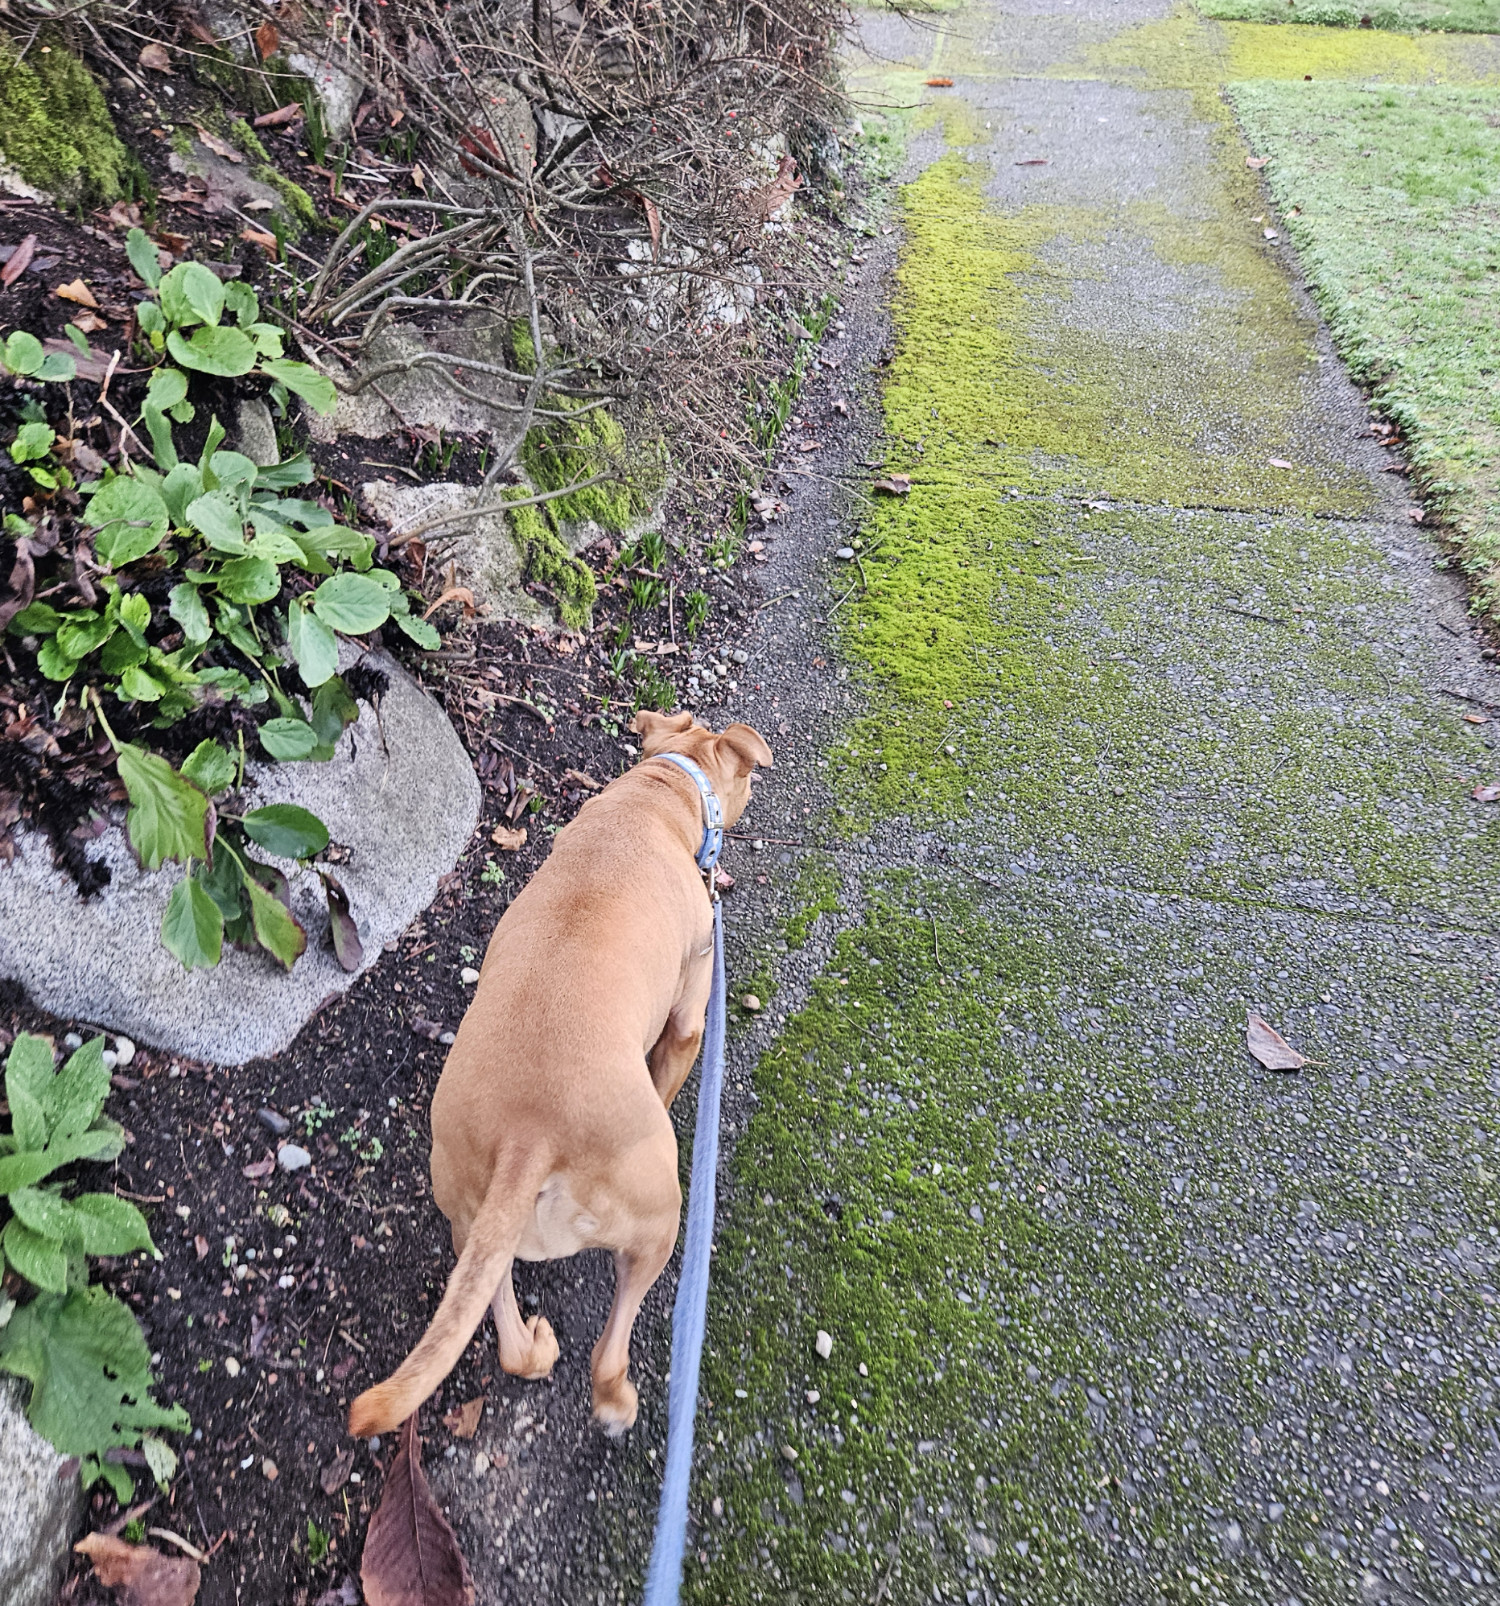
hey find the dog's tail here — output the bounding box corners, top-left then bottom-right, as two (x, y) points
(348, 1149), (548, 1438)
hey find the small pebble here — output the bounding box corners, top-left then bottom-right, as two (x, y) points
(113, 1036), (136, 1067)
(276, 1143), (312, 1173)
(858, 1362), (868, 1377)
(224, 1357), (241, 1378)
(460, 967), (481, 985)
(368, 1438), (381, 1454)
(101, 1050), (117, 1071)
(63, 1032), (83, 1051)
(474, 1451), (491, 1474)
(262, 1458), (278, 1481)
(836, 547), (855, 560)
(439, 1031), (457, 1046)
(277, 1274), (295, 1289)
(815, 1329), (833, 1360)
(805, 1389), (820, 1405)
(711, 1497), (724, 1518)
(780, 1445), (798, 1462)
(258, 1108), (291, 1137)
(740, 994), (762, 1013)
(731, 649), (749, 664)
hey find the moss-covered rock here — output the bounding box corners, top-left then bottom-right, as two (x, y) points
(0, 35), (126, 202)
(503, 489), (598, 631)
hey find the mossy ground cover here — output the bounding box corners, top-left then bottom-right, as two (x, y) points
(0, 33), (127, 202)
(1198, 0), (1499, 33)
(1229, 82), (1500, 612)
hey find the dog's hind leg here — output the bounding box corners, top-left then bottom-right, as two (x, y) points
(491, 1267), (559, 1380)
(647, 955), (713, 1110)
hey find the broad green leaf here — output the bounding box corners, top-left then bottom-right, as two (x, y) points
(116, 745), (210, 869)
(180, 740), (236, 795)
(208, 451), (260, 493)
(247, 526), (307, 566)
(245, 322), (284, 358)
(310, 675), (359, 747)
(168, 582), (211, 645)
(195, 847), (246, 924)
(198, 415), (226, 477)
(259, 359), (338, 416)
(64, 323), (92, 357)
(136, 300), (165, 337)
(68, 1194), (155, 1257)
(161, 874), (224, 969)
(10, 422), (54, 464)
(185, 489), (247, 554)
(0, 1286), (189, 1497)
(254, 454), (314, 490)
(311, 573), (392, 635)
(36, 352), (76, 382)
(141, 1434), (178, 1490)
(125, 227), (163, 289)
(3, 330), (44, 376)
(160, 463), (204, 526)
(46, 1036), (111, 1145)
(139, 400), (178, 470)
(167, 325), (256, 377)
(177, 261), (226, 327)
(99, 631), (148, 676)
(223, 280), (259, 325)
(245, 872), (307, 969)
(55, 612), (113, 660)
(0, 1152), (60, 1193)
(258, 718), (319, 760)
(118, 663), (165, 702)
(145, 366), (189, 411)
(395, 612), (441, 650)
(2, 1221), (67, 1294)
(5, 1034), (54, 1154)
(241, 803), (328, 860)
(8, 1188), (82, 1251)
(288, 601), (338, 687)
(214, 556), (280, 605)
(8, 600), (63, 634)
(260, 496), (333, 530)
(118, 592), (151, 646)
(36, 639), (74, 681)
(85, 478), (170, 568)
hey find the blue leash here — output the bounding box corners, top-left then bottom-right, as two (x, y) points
(643, 755), (729, 1605)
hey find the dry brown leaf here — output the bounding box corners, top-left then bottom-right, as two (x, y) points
(255, 21), (280, 59)
(1246, 1012), (1306, 1073)
(75, 1533), (201, 1606)
(422, 586), (476, 621)
(56, 278), (99, 309)
(1266, 458), (1295, 470)
(1472, 784), (1500, 803)
(69, 310), (108, 333)
(490, 824), (527, 852)
(563, 769), (602, 791)
(1014, 157), (1049, 166)
(873, 474), (911, 496)
(1246, 155), (1270, 169)
(321, 1447), (356, 1495)
(926, 76), (954, 87)
(748, 154), (803, 222)
(361, 1415), (476, 1606)
(138, 42), (173, 73)
(195, 129), (244, 164)
(254, 103), (305, 129)
(443, 1397), (484, 1439)
(240, 228), (279, 256)
(2, 234), (37, 289)
(1464, 711), (1489, 725)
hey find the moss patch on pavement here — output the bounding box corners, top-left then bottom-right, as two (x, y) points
(1231, 81), (1500, 610)
(1199, 0), (1500, 32)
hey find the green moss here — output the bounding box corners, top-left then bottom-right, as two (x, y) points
(229, 118), (270, 164)
(785, 854), (842, 951)
(0, 34), (126, 202)
(1231, 80), (1500, 609)
(521, 403), (662, 534)
(502, 488), (597, 631)
(1198, 0), (1500, 33)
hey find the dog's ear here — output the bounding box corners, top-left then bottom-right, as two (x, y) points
(714, 723), (774, 775)
(631, 709), (696, 754)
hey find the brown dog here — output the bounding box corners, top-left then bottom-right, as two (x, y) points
(348, 711), (773, 1440)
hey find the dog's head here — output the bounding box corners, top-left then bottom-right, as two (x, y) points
(631, 710), (773, 828)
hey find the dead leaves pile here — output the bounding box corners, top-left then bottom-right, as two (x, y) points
(362, 1416), (475, 1606)
(76, 1533), (199, 1606)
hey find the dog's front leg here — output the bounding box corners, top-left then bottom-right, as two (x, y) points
(491, 1265), (559, 1380)
(647, 955), (713, 1109)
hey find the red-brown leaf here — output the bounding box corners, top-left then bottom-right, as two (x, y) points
(442, 1397), (483, 1439)
(1246, 1012), (1306, 1072)
(254, 103), (305, 128)
(75, 1533), (200, 1606)
(138, 42), (173, 74)
(255, 21), (280, 59)
(2, 234), (37, 289)
(361, 1416), (476, 1606)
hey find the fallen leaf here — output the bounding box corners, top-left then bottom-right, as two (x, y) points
(1265, 458), (1296, 470)
(192, 129), (242, 164)
(798, 440), (822, 453)
(320, 870), (364, 973)
(490, 824), (527, 852)
(1472, 784), (1500, 802)
(241, 1156), (275, 1180)
(2, 234), (37, 289)
(410, 1018), (444, 1042)
(563, 769), (602, 791)
(747, 154), (803, 222)
(75, 1532), (200, 1606)
(422, 585), (476, 621)
(56, 278), (100, 309)
(1246, 1012), (1306, 1072)
(1014, 157), (1049, 166)
(1463, 712), (1489, 725)
(138, 42), (173, 73)
(873, 474), (911, 496)
(194, 1235), (209, 1259)
(443, 1397), (484, 1439)
(240, 228), (279, 256)
(70, 310), (109, 333)
(254, 103), (305, 128)
(361, 1416), (476, 1606)
(926, 76), (954, 87)
(831, 397), (848, 416)
(1246, 155), (1270, 169)
(714, 867), (736, 893)
(314, 1579), (361, 1606)
(255, 21), (280, 59)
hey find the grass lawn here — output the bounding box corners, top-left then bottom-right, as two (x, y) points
(1201, 0), (1499, 33)
(1230, 80), (1500, 611)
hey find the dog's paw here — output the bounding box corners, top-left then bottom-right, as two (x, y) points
(592, 1375), (639, 1437)
(520, 1313), (559, 1380)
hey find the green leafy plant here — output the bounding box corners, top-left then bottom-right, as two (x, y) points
(0, 1033), (188, 1500)
(683, 589), (710, 637)
(306, 1518), (331, 1565)
(1, 328), (76, 384)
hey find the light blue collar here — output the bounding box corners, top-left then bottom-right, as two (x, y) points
(656, 752), (724, 886)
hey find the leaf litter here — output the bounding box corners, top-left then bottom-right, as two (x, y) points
(361, 1415), (475, 1606)
(1246, 1011), (1307, 1072)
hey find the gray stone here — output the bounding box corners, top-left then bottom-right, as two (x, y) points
(258, 1107), (291, 1137)
(276, 1143), (312, 1173)
(0, 1378), (81, 1606)
(358, 479), (550, 625)
(235, 398), (280, 467)
(286, 48), (362, 141)
(166, 140), (292, 224)
(0, 650), (479, 1065)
